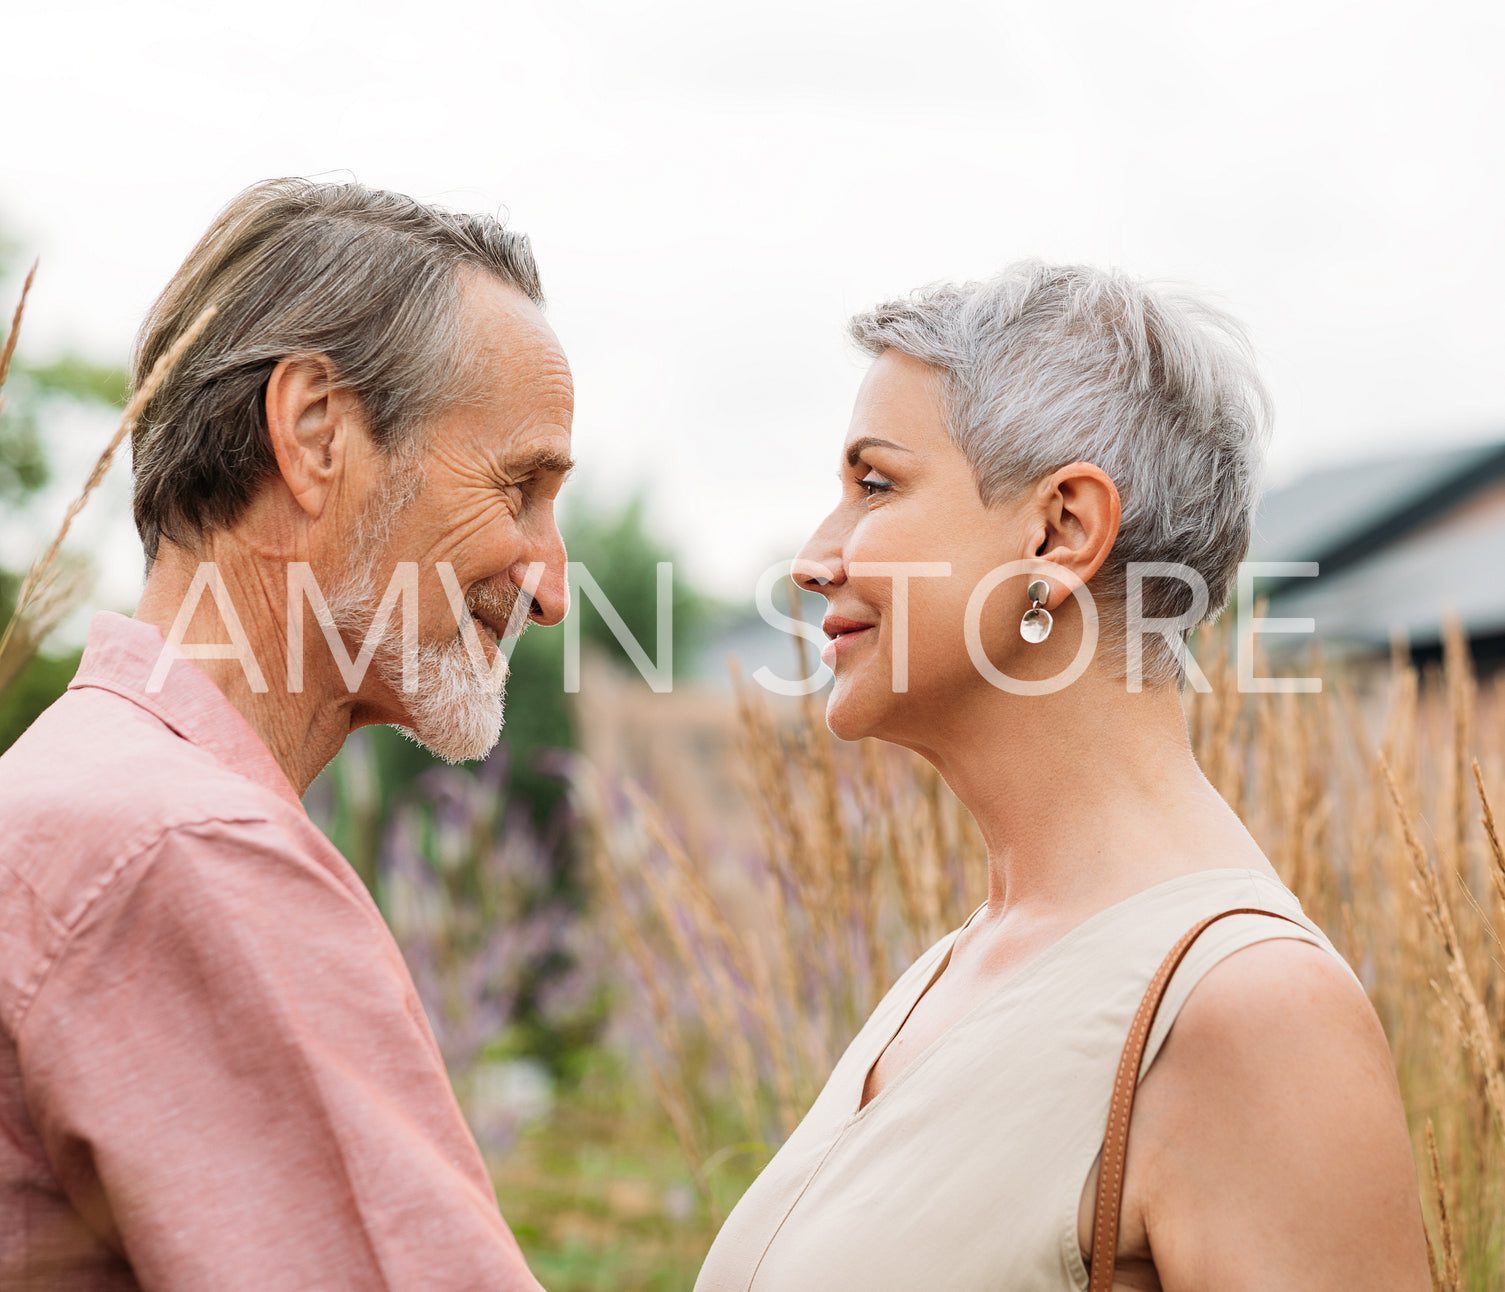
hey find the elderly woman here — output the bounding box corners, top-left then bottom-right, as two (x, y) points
(695, 265), (1429, 1291)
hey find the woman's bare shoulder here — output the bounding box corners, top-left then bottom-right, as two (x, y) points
(1122, 938), (1430, 1290)
(1168, 936), (1381, 1073)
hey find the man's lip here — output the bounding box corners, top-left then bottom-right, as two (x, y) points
(821, 615), (875, 639)
(468, 607), (509, 644)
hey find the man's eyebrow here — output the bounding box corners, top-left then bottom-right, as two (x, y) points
(508, 448), (576, 477)
(845, 436), (912, 466)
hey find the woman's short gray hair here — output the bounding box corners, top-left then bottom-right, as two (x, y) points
(131, 177), (543, 563)
(849, 262), (1270, 688)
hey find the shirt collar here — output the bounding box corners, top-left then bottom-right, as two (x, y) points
(69, 611), (304, 811)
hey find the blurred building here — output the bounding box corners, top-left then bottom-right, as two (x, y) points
(689, 590), (831, 695)
(1251, 439), (1505, 666)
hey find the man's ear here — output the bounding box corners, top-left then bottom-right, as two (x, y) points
(1030, 461), (1122, 605)
(264, 355), (361, 521)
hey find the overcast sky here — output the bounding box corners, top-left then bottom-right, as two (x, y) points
(1, 0), (1500, 613)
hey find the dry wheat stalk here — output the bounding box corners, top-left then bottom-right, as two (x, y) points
(623, 781), (763, 1142)
(0, 258), (38, 418)
(0, 558), (89, 697)
(577, 771), (709, 1177)
(1426, 1119), (1460, 1292)
(0, 303), (217, 665)
(1382, 756), (1505, 1137)
(1476, 760), (1505, 928)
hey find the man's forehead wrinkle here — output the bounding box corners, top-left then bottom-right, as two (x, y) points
(478, 344), (573, 422)
(522, 364), (575, 419)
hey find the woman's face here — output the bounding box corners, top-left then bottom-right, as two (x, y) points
(795, 349), (1047, 746)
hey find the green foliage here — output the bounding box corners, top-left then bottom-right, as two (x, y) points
(0, 397), (48, 504)
(0, 571), (82, 751)
(0, 243), (131, 750)
(493, 1052), (758, 1291)
(0, 349), (126, 755)
(498, 492), (711, 823)
(0, 648), (82, 751)
(23, 354), (130, 408)
(564, 494), (707, 676)
(0, 355), (129, 505)
(0, 245), (128, 506)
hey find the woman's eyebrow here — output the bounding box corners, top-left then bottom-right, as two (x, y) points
(844, 436), (912, 466)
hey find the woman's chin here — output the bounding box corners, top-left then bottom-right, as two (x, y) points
(823, 678), (886, 743)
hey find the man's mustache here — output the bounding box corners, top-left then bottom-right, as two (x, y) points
(464, 578), (538, 639)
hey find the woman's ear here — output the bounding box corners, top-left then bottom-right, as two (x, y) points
(1033, 461), (1121, 601)
(264, 355), (360, 521)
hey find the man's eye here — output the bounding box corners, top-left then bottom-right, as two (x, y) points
(857, 469), (894, 495)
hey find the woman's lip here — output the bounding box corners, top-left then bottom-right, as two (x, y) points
(821, 615), (873, 636)
(820, 624), (874, 665)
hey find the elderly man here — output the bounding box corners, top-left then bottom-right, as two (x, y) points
(0, 180), (570, 1288)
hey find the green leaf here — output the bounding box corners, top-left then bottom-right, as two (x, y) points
(22, 354), (130, 408)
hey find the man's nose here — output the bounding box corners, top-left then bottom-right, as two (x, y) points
(515, 521), (569, 628)
(792, 513), (845, 595)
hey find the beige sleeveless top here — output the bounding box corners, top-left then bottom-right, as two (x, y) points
(694, 868), (1350, 1292)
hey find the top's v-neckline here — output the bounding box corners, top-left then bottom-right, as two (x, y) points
(855, 903), (983, 1114)
(850, 867), (1278, 1122)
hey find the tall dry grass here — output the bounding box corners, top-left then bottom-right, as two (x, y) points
(0, 270), (216, 688)
(586, 624), (1505, 1286)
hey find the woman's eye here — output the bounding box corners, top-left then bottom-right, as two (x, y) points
(857, 469), (894, 496)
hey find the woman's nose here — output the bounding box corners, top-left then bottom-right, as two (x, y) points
(792, 520), (845, 594)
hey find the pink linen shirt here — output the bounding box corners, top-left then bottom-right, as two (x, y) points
(0, 612), (542, 1290)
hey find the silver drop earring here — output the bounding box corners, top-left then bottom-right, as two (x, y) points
(1020, 578), (1052, 643)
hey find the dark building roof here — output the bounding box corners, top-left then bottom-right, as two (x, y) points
(1251, 439), (1505, 650)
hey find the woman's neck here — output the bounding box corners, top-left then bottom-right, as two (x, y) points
(913, 670), (1270, 924)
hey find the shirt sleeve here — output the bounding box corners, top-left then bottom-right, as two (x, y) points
(16, 816), (544, 1292)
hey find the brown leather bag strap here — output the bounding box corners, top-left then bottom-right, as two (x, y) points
(1087, 906), (1307, 1292)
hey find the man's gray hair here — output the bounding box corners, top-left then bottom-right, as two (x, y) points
(131, 177), (544, 563)
(849, 262), (1270, 687)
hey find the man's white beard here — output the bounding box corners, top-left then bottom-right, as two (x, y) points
(328, 490), (510, 765)
(386, 630), (507, 764)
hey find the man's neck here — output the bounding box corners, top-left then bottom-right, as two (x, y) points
(135, 540), (359, 796)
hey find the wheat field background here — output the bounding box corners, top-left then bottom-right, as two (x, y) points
(581, 625), (1505, 1290)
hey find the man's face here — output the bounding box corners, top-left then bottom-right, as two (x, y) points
(331, 270), (574, 761)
